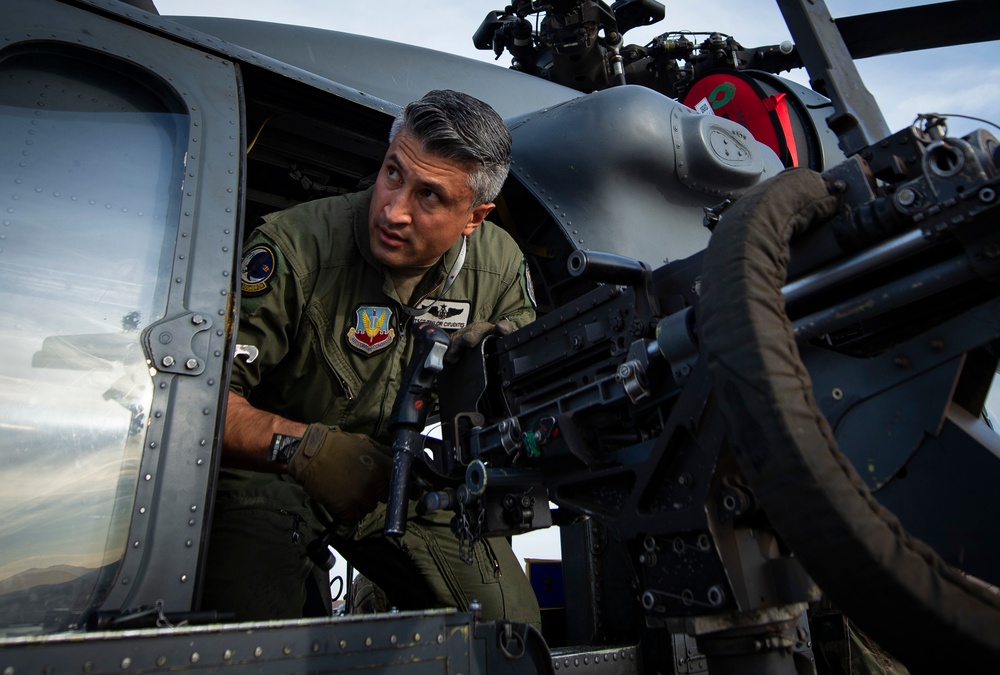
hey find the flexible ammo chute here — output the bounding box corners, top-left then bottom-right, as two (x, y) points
(699, 168), (1000, 671)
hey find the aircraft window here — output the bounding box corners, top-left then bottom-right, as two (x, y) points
(0, 48), (186, 634)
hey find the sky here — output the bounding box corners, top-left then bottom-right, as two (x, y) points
(148, 0), (999, 572)
(154, 0), (999, 139)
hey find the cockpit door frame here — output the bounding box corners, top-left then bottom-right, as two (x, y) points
(3, 0), (244, 621)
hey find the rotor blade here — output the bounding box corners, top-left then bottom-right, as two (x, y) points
(836, 0), (1000, 59)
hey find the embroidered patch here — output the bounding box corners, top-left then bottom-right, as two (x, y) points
(347, 306), (396, 355)
(240, 245), (276, 296)
(412, 299), (472, 330)
(523, 263), (537, 309)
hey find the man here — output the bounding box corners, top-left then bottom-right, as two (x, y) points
(202, 90), (540, 627)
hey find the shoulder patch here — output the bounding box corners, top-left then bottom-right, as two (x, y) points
(523, 262), (537, 309)
(347, 305), (396, 356)
(240, 245), (276, 296)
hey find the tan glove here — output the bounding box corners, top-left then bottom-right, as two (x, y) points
(287, 424), (392, 521)
(444, 319), (515, 364)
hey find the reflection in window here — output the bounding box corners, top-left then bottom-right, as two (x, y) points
(0, 48), (186, 634)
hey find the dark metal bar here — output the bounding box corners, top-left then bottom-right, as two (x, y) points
(792, 255), (975, 340)
(837, 1), (1000, 60)
(776, 0), (891, 155)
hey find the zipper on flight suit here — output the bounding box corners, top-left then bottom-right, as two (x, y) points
(334, 370), (355, 401)
(372, 306), (409, 438)
(489, 543), (501, 578)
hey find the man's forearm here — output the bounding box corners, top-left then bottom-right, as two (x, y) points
(222, 391), (308, 472)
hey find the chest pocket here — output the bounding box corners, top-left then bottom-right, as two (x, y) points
(307, 299), (410, 437)
(304, 303), (363, 412)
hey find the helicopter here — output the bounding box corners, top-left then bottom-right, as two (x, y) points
(1, 0), (999, 672)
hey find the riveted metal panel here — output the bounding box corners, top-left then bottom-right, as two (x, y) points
(2, 0), (242, 619)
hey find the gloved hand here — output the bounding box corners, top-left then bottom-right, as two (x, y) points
(444, 319), (515, 364)
(287, 424), (392, 521)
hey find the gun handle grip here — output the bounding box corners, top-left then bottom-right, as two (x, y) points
(384, 429), (420, 537)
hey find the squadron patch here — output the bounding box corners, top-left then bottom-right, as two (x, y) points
(412, 299), (472, 330)
(240, 245), (276, 296)
(347, 305), (396, 355)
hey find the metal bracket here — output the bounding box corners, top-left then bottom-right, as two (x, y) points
(141, 311), (213, 376)
(776, 0), (890, 155)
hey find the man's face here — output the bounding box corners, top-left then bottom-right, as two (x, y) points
(369, 130), (494, 269)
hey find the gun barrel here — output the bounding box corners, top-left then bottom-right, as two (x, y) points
(567, 250), (650, 285)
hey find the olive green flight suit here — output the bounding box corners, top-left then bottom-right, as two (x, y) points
(203, 187), (540, 627)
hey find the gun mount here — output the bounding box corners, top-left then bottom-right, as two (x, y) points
(386, 113), (1000, 672)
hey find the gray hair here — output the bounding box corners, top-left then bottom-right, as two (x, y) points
(389, 90), (511, 206)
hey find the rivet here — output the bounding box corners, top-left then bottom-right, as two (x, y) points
(339, 640), (347, 650)
(365, 637), (373, 647)
(254, 647), (263, 657)
(190, 652), (199, 663)
(223, 649), (233, 660)
(155, 656), (166, 667)
(121, 657), (131, 669)
(414, 633), (421, 642)
(283, 646), (292, 655)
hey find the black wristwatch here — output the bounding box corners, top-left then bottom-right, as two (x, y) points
(269, 433), (301, 465)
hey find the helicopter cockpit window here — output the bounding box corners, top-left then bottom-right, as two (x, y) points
(0, 47), (186, 634)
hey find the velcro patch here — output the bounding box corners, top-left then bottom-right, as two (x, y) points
(347, 305), (396, 355)
(240, 245), (276, 296)
(412, 299), (472, 330)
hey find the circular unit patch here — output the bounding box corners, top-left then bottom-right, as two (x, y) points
(241, 245), (276, 296)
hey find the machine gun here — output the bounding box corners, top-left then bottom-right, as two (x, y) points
(385, 111), (1000, 672)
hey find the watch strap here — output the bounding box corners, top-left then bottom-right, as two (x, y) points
(269, 433), (301, 464)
